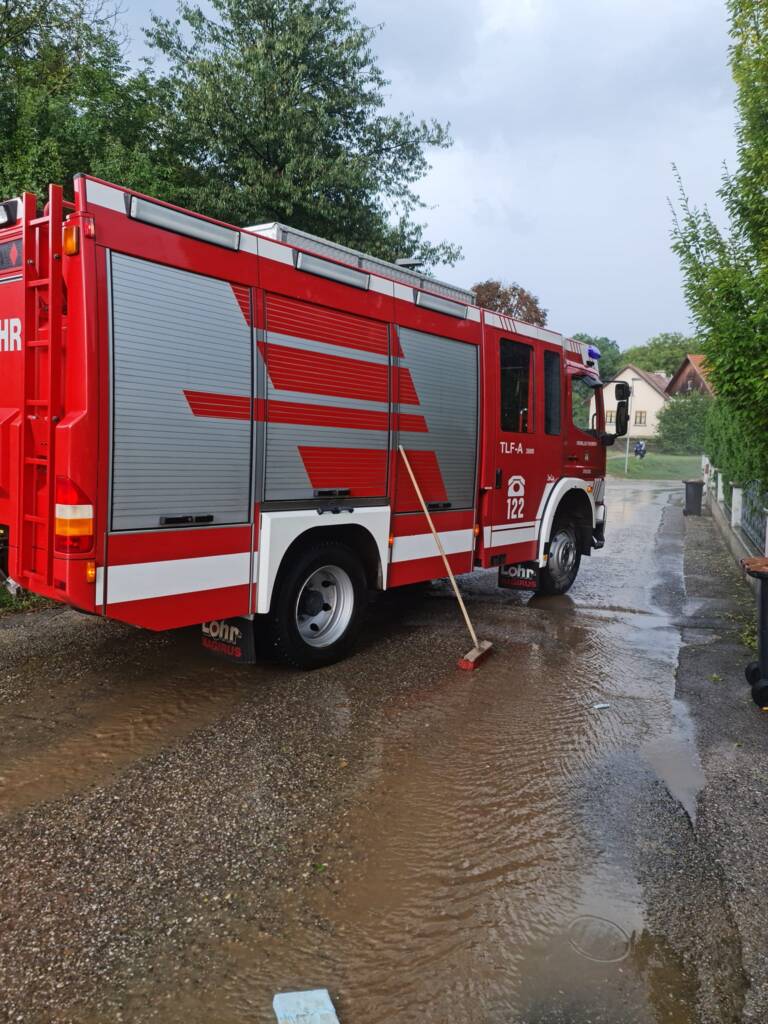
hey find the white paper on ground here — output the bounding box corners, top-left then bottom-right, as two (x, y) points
(273, 989), (341, 1024)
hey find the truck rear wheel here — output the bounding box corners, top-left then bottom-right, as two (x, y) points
(538, 519), (581, 595)
(263, 542), (367, 669)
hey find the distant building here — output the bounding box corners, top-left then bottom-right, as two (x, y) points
(594, 364), (670, 439)
(665, 354), (713, 396)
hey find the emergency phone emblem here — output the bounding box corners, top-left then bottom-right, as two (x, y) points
(507, 474), (525, 520)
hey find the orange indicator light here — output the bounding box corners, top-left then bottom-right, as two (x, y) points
(62, 224), (80, 256)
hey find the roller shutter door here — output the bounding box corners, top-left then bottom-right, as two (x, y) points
(396, 327), (478, 511)
(262, 293), (391, 502)
(110, 253), (253, 531)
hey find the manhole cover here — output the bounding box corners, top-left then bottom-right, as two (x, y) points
(568, 915), (631, 963)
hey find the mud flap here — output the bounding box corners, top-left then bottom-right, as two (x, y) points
(201, 617), (256, 663)
(498, 561), (539, 591)
(593, 505), (607, 549)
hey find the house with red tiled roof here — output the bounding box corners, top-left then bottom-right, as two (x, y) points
(666, 354), (714, 396)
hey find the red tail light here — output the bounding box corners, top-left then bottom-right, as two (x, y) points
(55, 476), (94, 553)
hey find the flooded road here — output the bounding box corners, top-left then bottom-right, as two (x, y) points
(0, 481), (724, 1022)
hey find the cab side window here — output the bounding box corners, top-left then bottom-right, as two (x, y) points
(571, 375), (598, 433)
(544, 350), (561, 435)
(500, 339), (533, 433)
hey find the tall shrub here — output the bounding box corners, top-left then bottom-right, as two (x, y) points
(656, 392), (712, 454)
(672, 0), (768, 483)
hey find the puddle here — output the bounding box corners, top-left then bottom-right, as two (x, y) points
(0, 481), (708, 1022)
(103, 487), (705, 1023)
(641, 731), (705, 823)
(0, 668), (248, 815)
(569, 914), (632, 962)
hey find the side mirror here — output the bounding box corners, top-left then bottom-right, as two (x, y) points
(615, 400), (629, 437)
(615, 381), (631, 401)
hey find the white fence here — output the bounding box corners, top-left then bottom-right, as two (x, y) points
(702, 455), (767, 556)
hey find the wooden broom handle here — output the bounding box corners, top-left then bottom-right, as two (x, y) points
(398, 445), (480, 649)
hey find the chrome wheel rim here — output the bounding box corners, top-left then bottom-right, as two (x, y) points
(295, 564), (355, 648)
(548, 529), (577, 586)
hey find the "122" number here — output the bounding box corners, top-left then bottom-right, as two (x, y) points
(507, 497), (525, 520)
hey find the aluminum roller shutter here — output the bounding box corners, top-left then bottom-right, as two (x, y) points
(262, 293), (391, 501)
(110, 253), (253, 531)
(395, 327), (479, 511)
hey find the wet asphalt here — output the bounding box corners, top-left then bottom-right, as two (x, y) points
(0, 479), (765, 1023)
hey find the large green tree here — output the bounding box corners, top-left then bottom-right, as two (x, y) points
(146, 0), (460, 267)
(0, 0), (459, 270)
(620, 332), (693, 377)
(672, 0), (768, 482)
(0, 1), (168, 200)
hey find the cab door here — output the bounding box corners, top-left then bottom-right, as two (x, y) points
(484, 332), (547, 562)
(564, 369), (602, 481)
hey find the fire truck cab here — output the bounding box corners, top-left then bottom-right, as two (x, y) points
(0, 178), (629, 667)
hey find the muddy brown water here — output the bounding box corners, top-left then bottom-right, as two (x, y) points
(0, 671), (247, 814)
(0, 481), (704, 1022)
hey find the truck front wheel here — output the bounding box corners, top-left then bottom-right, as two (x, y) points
(263, 542), (367, 669)
(538, 519), (581, 595)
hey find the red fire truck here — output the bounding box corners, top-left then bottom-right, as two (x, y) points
(0, 178), (629, 667)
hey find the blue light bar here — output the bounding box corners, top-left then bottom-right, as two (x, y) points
(587, 345), (601, 360)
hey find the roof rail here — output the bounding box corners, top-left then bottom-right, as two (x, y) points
(247, 222), (475, 306)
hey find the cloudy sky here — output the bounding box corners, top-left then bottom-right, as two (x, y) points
(124, 0), (737, 349)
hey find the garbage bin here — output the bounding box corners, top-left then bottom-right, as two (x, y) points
(683, 479), (704, 517)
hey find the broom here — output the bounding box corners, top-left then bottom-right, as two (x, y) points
(398, 446), (493, 671)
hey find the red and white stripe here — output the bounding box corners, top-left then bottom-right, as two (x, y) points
(483, 521), (538, 549)
(101, 525), (255, 630)
(387, 510), (476, 587)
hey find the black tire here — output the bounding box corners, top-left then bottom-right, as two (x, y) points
(745, 661), (762, 686)
(537, 518), (581, 596)
(262, 541), (367, 669)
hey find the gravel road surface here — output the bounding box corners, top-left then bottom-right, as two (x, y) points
(0, 480), (765, 1023)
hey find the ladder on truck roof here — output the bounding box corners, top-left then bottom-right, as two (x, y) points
(17, 185), (70, 587)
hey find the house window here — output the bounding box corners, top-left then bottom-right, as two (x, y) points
(634, 410), (647, 426)
(606, 409), (616, 424)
